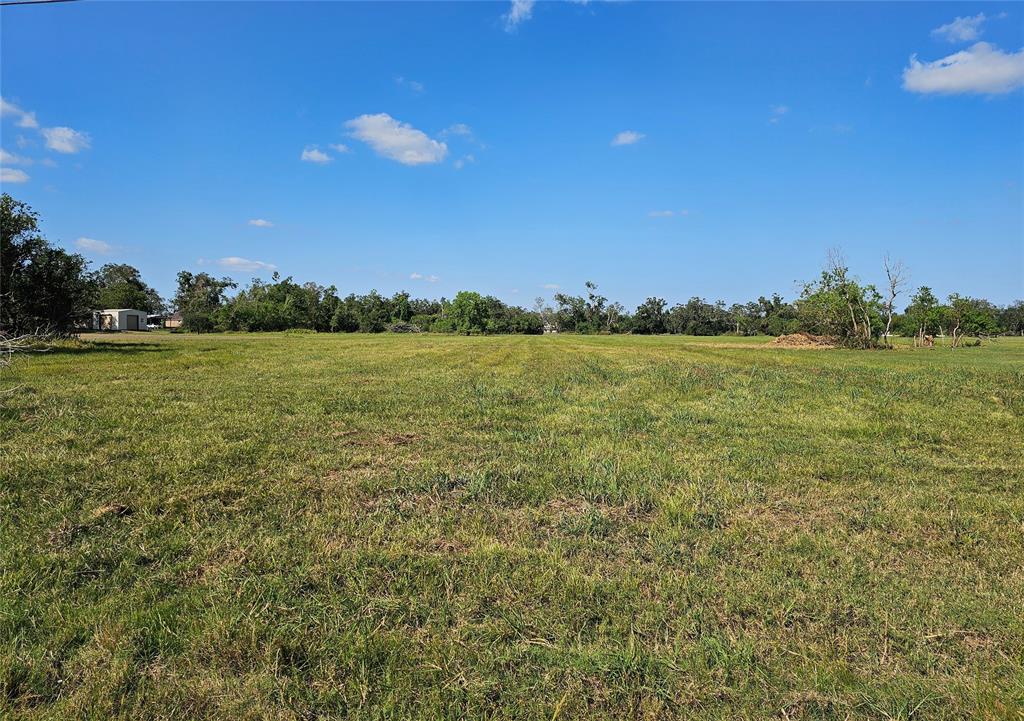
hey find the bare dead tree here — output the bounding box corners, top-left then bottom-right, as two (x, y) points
(533, 296), (555, 330)
(883, 256), (908, 347)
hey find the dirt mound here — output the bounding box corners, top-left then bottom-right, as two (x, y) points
(771, 332), (837, 348)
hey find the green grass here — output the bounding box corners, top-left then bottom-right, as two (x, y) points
(2, 333), (1023, 720)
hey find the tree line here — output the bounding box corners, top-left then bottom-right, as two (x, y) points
(2, 195), (165, 334)
(4, 194), (1022, 345)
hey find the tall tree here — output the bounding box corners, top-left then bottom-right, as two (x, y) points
(172, 271), (236, 332)
(94, 263), (164, 313)
(796, 252), (882, 347)
(946, 294), (999, 348)
(1000, 301), (1024, 336)
(633, 297), (667, 334)
(1, 194), (96, 333)
(905, 286), (940, 346)
(449, 291), (488, 334)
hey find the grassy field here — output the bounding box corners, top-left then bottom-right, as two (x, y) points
(2, 332), (1022, 720)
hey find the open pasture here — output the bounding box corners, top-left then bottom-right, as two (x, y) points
(2, 333), (1023, 719)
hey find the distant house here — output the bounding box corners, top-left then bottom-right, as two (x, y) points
(163, 311), (183, 329)
(94, 309), (149, 331)
(543, 322), (559, 334)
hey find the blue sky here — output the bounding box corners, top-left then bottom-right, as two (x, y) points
(2, 1), (1022, 307)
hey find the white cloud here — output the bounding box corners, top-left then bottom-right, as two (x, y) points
(216, 256), (277, 272)
(768, 105), (789, 124)
(453, 154), (476, 170)
(328, 143), (351, 154)
(543, 283), (560, 290)
(611, 130), (645, 146)
(3, 100), (92, 157)
(931, 13), (988, 43)
(441, 123), (485, 149)
(41, 126), (91, 154)
(0, 149), (31, 165)
(444, 123), (473, 137)
(0, 168), (29, 184)
(395, 76), (425, 93)
(503, 0), (534, 31)
(410, 272), (439, 282)
(248, 219), (274, 227)
(75, 237), (113, 254)
(301, 146), (332, 164)
(345, 113), (447, 166)
(648, 210), (675, 218)
(903, 42), (1024, 95)
(0, 98), (38, 128)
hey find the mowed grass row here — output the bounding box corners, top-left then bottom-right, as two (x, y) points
(2, 333), (1022, 720)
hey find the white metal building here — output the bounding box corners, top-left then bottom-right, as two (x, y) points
(94, 309), (150, 331)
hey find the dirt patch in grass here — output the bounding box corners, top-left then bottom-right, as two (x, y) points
(89, 503), (134, 522)
(382, 432), (421, 446)
(48, 504), (134, 549)
(770, 332), (837, 349)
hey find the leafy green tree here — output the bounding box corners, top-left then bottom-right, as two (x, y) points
(553, 281), (609, 333)
(356, 291), (391, 332)
(391, 292), (412, 322)
(315, 286), (341, 332)
(728, 303), (751, 335)
(999, 301), (1024, 335)
(757, 294), (798, 336)
(450, 291), (488, 334)
(1, 195), (46, 328)
(606, 302), (629, 333)
(633, 297), (667, 334)
(475, 295), (543, 334)
(14, 247), (95, 332)
(218, 274), (338, 332)
(796, 255), (882, 347)
(552, 292), (586, 332)
(94, 263), (164, 313)
(666, 297), (731, 335)
(582, 281), (608, 332)
(173, 271), (236, 332)
(904, 287), (941, 345)
(1, 194), (96, 333)
(946, 294), (999, 347)
(331, 296), (361, 332)
(411, 297), (443, 317)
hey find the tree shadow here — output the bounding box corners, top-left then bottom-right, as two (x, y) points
(42, 340), (175, 357)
